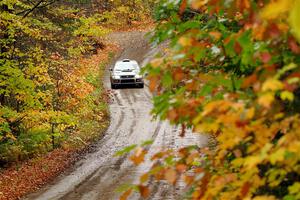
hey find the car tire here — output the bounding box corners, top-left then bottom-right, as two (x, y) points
(111, 83), (116, 89)
(139, 83), (144, 88)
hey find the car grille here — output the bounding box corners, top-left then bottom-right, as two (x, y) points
(121, 79), (135, 83)
(120, 75), (135, 78)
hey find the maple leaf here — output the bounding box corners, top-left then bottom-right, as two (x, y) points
(119, 189), (132, 200)
(240, 182), (251, 197)
(234, 41), (243, 54)
(262, 79), (283, 92)
(209, 31), (222, 40)
(179, 0), (187, 14)
(190, 0), (208, 10)
(140, 173), (149, 184)
(129, 148), (147, 166)
(258, 93), (275, 108)
(138, 185), (150, 198)
(260, 0), (293, 20)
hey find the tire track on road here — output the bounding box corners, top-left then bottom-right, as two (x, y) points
(24, 31), (208, 200)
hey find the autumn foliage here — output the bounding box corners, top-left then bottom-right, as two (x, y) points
(0, 0), (154, 166)
(121, 0), (300, 199)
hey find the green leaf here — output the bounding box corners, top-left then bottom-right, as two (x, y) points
(115, 144), (137, 156)
(199, 84), (213, 96)
(116, 184), (138, 193)
(141, 140), (154, 146)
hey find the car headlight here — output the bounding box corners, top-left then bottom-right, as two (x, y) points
(135, 74), (142, 79)
(112, 75), (120, 79)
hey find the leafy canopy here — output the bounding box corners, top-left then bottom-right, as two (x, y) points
(121, 0), (300, 199)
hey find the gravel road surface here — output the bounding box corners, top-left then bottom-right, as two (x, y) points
(24, 31), (208, 200)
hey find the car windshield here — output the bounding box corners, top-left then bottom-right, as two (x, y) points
(114, 62), (139, 71)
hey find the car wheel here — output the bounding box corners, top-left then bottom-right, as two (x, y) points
(111, 83), (116, 89)
(139, 83), (144, 88)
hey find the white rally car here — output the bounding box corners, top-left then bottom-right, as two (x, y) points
(110, 59), (144, 89)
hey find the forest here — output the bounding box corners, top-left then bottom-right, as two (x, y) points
(0, 0), (154, 165)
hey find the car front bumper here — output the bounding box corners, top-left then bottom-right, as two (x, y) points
(111, 78), (144, 85)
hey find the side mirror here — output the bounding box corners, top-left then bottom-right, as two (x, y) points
(109, 68), (113, 72)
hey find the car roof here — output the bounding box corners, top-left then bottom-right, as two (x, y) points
(114, 59), (139, 69)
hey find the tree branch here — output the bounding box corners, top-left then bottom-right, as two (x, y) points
(16, 0), (57, 18)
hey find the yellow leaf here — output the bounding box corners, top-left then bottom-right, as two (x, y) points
(150, 58), (163, 68)
(246, 107), (255, 119)
(270, 149), (286, 164)
(190, 0), (208, 10)
(244, 156), (261, 169)
(260, 0), (293, 20)
(289, 0), (300, 42)
(262, 79), (284, 92)
(258, 92), (275, 108)
(195, 122), (219, 133)
(280, 91), (294, 101)
(253, 196), (276, 200)
(6, 132), (16, 140)
(178, 37), (192, 47)
(274, 112), (284, 120)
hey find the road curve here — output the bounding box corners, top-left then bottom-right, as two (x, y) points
(24, 31), (208, 200)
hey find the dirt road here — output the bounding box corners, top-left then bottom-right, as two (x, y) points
(24, 31), (208, 200)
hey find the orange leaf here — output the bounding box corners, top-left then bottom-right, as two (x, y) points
(148, 76), (158, 92)
(258, 93), (275, 108)
(173, 68), (185, 81)
(183, 175), (194, 185)
(167, 109), (178, 121)
(240, 182), (251, 197)
(242, 74), (257, 88)
(190, 0), (208, 10)
(130, 148), (147, 166)
(209, 31), (222, 40)
(120, 189), (132, 200)
(138, 185), (150, 198)
(140, 173), (149, 184)
(179, 0), (187, 14)
(234, 41), (242, 54)
(164, 168), (177, 184)
(176, 164), (187, 173)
